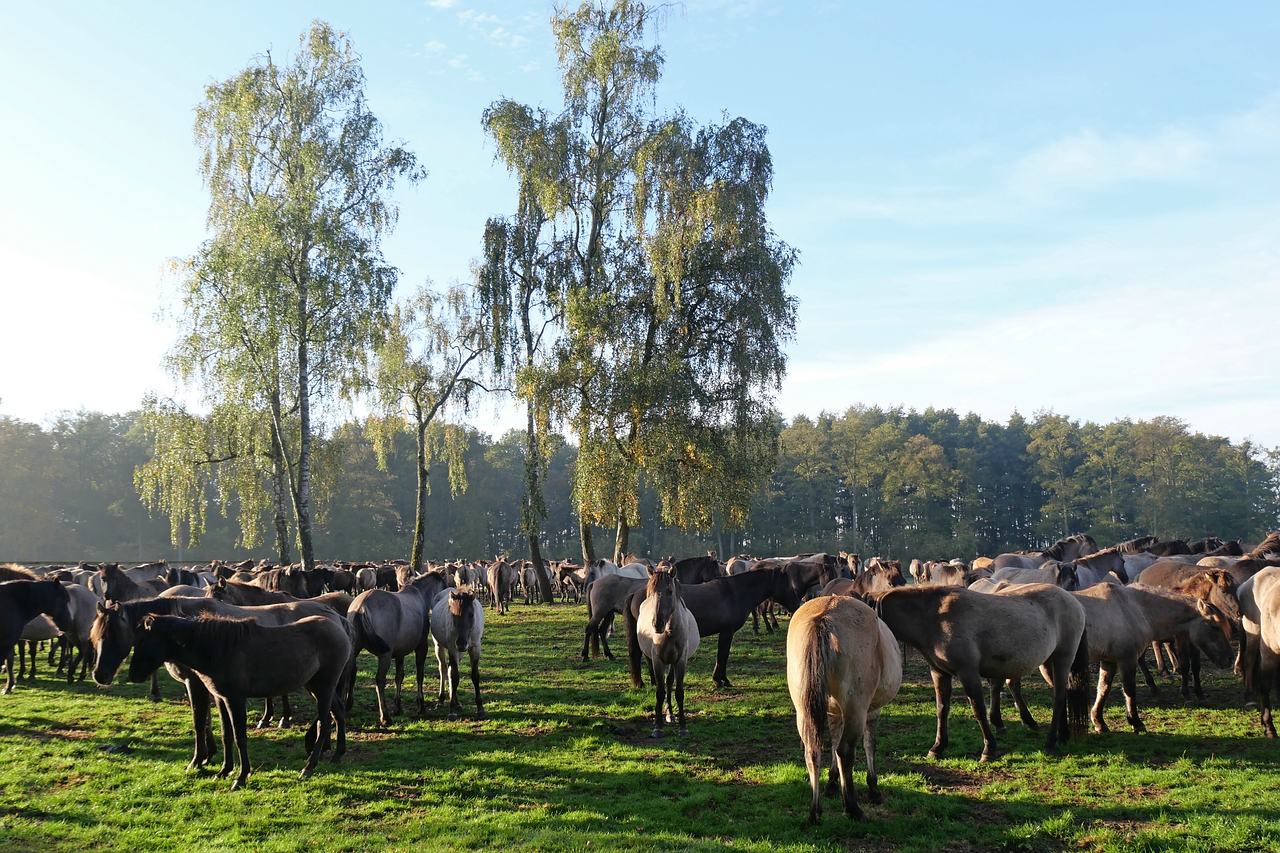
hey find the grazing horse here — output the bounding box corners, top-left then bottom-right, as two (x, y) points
(346, 572), (448, 725)
(429, 589), (486, 721)
(787, 595), (901, 825)
(625, 568), (806, 688)
(581, 574), (647, 661)
(1, 580), (73, 694)
(127, 613), (349, 790)
(867, 584), (1089, 761)
(628, 572), (699, 738)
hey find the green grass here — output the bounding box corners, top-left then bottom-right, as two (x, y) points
(2, 604), (1278, 852)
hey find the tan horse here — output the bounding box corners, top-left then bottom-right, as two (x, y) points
(996, 584), (1233, 735)
(630, 572), (699, 738)
(787, 595), (901, 824)
(1240, 568), (1280, 736)
(869, 584), (1089, 761)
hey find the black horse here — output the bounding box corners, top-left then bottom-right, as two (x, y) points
(1, 580), (73, 694)
(624, 568), (807, 689)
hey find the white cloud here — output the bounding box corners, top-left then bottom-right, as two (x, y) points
(1008, 127), (1207, 200)
(424, 39), (446, 53)
(427, 0), (457, 8)
(457, 10), (498, 27)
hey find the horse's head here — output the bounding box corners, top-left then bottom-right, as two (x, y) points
(1058, 562), (1081, 591)
(882, 562), (908, 589)
(1111, 563), (1130, 585)
(1186, 570), (1241, 623)
(91, 600), (134, 685)
(164, 566), (180, 587)
(128, 614), (170, 683)
(449, 590), (478, 653)
(206, 578), (230, 601)
(646, 572), (679, 634)
(1191, 600), (1236, 668)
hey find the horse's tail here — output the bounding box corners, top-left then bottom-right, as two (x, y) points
(795, 614), (832, 762)
(1065, 628), (1090, 740)
(351, 607), (391, 656)
(626, 593), (644, 689)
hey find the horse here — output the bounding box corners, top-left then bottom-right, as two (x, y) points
(787, 595), (901, 824)
(557, 563), (597, 603)
(581, 574), (647, 661)
(1, 580), (73, 695)
(1240, 567), (1280, 737)
(1116, 535), (1158, 554)
(99, 563), (165, 602)
(991, 561), (1081, 590)
(1071, 549), (1129, 587)
(92, 593), (354, 765)
(628, 572), (699, 739)
(867, 584), (1089, 761)
(672, 556), (721, 584)
(820, 560), (905, 597)
(923, 561), (967, 587)
(486, 559), (516, 615)
(54, 583), (100, 683)
(625, 567), (806, 688)
(1063, 583), (1235, 733)
(127, 613), (349, 790)
(749, 556), (843, 633)
(429, 588), (486, 721)
(345, 571), (449, 725)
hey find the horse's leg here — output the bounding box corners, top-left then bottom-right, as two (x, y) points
(805, 712), (826, 826)
(959, 673), (999, 762)
(1243, 631), (1260, 710)
(825, 710), (840, 796)
(149, 669), (161, 702)
(1120, 661), (1145, 733)
(769, 603), (780, 632)
(374, 651), (393, 727)
(434, 642), (449, 709)
(228, 696), (251, 791)
(713, 630), (735, 689)
(256, 696), (274, 730)
(393, 654), (405, 716)
(1259, 652), (1277, 738)
(988, 678), (1007, 734)
(215, 698), (236, 779)
(651, 659), (667, 738)
(835, 709), (866, 821)
(17, 642), (26, 682)
(1092, 661), (1115, 733)
(751, 607), (759, 634)
(185, 679), (213, 771)
(300, 688), (329, 779)
(414, 644), (429, 716)
(4, 647), (15, 693)
(863, 711), (884, 805)
(1137, 649), (1160, 696)
(675, 661), (689, 736)
(1190, 644), (1203, 701)
(581, 618), (595, 662)
(601, 615), (616, 661)
(279, 693), (293, 728)
(470, 649), (485, 721)
(447, 649), (463, 721)
(1007, 676), (1039, 731)
(331, 690), (348, 762)
(927, 669), (952, 760)
(1151, 640), (1167, 676)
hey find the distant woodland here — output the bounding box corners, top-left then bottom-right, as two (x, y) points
(2, 406), (1275, 563)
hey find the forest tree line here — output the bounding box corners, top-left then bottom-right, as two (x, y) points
(1, 405), (1275, 563)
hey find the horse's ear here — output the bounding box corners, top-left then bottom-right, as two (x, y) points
(96, 601), (107, 615)
(217, 578), (226, 589)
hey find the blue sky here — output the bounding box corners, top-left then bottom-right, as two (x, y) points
(2, 2), (1278, 446)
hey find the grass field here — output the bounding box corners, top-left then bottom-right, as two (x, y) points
(1, 601), (1278, 853)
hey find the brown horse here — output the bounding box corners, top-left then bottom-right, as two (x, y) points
(629, 572), (699, 738)
(820, 560), (905, 597)
(581, 574), (647, 661)
(868, 584), (1089, 761)
(788, 595), (901, 824)
(128, 613), (350, 790)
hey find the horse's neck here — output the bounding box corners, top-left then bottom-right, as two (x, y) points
(874, 594), (929, 649)
(1137, 590), (1200, 635)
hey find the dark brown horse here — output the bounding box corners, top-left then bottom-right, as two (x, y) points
(127, 613), (350, 790)
(672, 556), (722, 585)
(1, 580), (73, 694)
(821, 560), (906, 597)
(624, 568), (806, 688)
(99, 563), (165, 602)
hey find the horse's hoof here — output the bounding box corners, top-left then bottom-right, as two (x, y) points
(230, 777), (247, 791)
(475, 711), (488, 721)
(678, 728), (689, 737)
(255, 720), (269, 730)
(926, 749), (941, 760)
(299, 765), (314, 779)
(1132, 722), (1147, 734)
(214, 769), (230, 780)
(149, 694), (161, 703)
(448, 712), (459, 722)
(1023, 722), (1040, 732)
(867, 790), (885, 805)
(980, 752), (998, 763)
(1245, 701), (1259, 711)
(845, 807), (868, 822)
(993, 725), (1008, 736)
(651, 729), (665, 739)
(277, 718), (291, 729)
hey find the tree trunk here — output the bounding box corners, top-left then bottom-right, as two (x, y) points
(293, 290), (316, 571)
(411, 418), (429, 571)
(270, 425), (291, 565)
(580, 517), (597, 566)
(523, 403), (553, 603)
(528, 533), (551, 603)
(614, 510), (630, 565)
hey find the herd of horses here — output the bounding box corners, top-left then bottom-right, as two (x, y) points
(2, 529), (1279, 826)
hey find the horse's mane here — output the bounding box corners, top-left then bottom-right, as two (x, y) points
(0, 564), (36, 581)
(144, 613), (255, 657)
(1076, 546), (1120, 562)
(1250, 532), (1280, 560)
(1115, 536), (1158, 554)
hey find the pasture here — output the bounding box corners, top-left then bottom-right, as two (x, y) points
(1, 602), (1277, 853)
